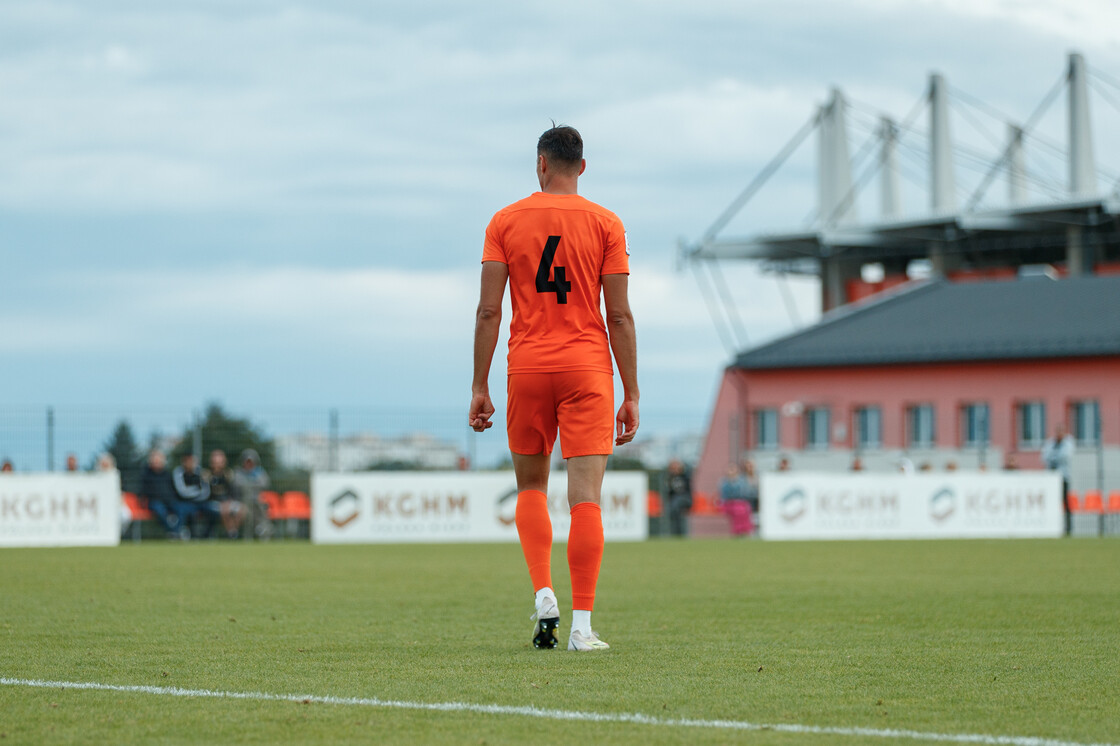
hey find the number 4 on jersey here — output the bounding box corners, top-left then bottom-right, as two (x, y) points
(535, 235), (571, 304)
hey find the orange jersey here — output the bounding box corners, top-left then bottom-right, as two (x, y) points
(483, 192), (629, 375)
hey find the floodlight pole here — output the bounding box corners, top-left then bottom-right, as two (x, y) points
(329, 408), (339, 472)
(929, 73), (956, 277)
(47, 406), (55, 472)
(818, 88), (859, 310)
(1068, 52), (1097, 275)
(930, 73), (956, 213)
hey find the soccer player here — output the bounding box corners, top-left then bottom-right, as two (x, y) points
(469, 124), (639, 652)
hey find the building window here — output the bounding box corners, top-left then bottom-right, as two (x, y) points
(961, 403), (990, 448)
(1017, 401), (1046, 449)
(1070, 400), (1099, 446)
(754, 409), (779, 451)
(805, 407), (830, 450)
(854, 406), (881, 450)
(907, 404), (936, 449)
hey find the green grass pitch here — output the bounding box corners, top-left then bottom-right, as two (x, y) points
(1, 538), (1117, 745)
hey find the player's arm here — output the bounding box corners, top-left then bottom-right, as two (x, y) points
(602, 273), (639, 445)
(470, 261), (509, 432)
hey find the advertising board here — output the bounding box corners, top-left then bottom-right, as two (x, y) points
(311, 471), (648, 544)
(0, 472), (122, 547)
(760, 472), (1063, 540)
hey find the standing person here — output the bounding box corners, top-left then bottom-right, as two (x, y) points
(741, 459), (760, 520)
(469, 124), (638, 652)
(719, 464), (753, 538)
(172, 452), (219, 539)
(138, 449), (183, 539)
(206, 449), (243, 540)
(664, 459), (693, 537)
(233, 448), (272, 540)
(1041, 424), (1074, 535)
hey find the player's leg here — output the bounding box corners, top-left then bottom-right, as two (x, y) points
(556, 371), (614, 651)
(507, 374), (561, 647)
(512, 451), (553, 593)
(565, 454), (609, 650)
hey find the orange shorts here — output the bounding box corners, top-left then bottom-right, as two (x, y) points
(506, 371), (615, 458)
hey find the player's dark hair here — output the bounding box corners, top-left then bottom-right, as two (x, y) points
(537, 123), (583, 172)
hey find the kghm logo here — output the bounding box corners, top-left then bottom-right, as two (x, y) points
(929, 487), (956, 522)
(779, 488), (808, 523)
(329, 489), (360, 528)
(495, 486), (519, 526)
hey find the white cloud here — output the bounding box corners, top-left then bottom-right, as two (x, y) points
(0, 265), (478, 352)
(900, 0), (1120, 48)
(1, 0), (1116, 421)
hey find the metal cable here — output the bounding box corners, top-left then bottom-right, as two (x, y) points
(708, 260), (750, 349)
(699, 110), (820, 244)
(963, 70), (1067, 211)
(689, 260), (738, 356)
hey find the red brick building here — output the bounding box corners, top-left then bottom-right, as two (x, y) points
(694, 274), (1120, 499)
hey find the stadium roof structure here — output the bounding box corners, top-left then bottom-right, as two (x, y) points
(733, 273), (1120, 370)
(684, 53), (1120, 329)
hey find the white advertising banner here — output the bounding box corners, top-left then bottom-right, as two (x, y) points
(760, 472), (1064, 540)
(0, 472), (122, 547)
(311, 471), (648, 544)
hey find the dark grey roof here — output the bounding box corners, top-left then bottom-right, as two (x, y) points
(734, 274), (1120, 370)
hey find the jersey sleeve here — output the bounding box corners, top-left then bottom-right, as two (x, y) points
(481, 211), (508, 264)
(600, 213), (629, 275)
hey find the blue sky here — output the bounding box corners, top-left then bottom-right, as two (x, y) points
(3, 0), (1120, 461)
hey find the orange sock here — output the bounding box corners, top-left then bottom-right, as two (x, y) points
(515, 490), (553, 592)
(567, 502), (604, 611)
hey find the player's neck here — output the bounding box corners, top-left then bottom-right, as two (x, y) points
(539, 175), (579, 195)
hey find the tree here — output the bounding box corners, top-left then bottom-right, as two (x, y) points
(103, 420), (142, 492)
(167, 403), (309, 493)
(170, 403), (276, 470)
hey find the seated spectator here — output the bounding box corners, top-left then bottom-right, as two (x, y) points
(233, 449), (272, 540)
(172, 452), (221, 539)
(96, 452), (117, 472)
(206, 449), (244, 540)
(139, 450), (184, 538)
(1, 459), (13, 473)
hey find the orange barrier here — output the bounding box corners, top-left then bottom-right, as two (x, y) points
(122, 492), (155, 542)
(1067, 492), (1081, 512)
(647, 491), (662, 518)
(281, 491), (311, 520)
(1109, 491), (1120, 514)
(259, 491), (282, 520)
(1083, 490), (1103, 514)
(691, 493), (722, 516)
(122, 492), (153, 521)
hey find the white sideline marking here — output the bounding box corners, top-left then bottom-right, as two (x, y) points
(0, 676), (1113, 746)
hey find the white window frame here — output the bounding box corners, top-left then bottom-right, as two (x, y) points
(805, 407), (830, 450)
(1017, 401), (1046, 450)
(1070, 400), (1099, 446)
(854, 406), (882, 450)
(754, 409), (779, 451)
(907, 404), (936, 449)
(961, 403), (990, 449)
